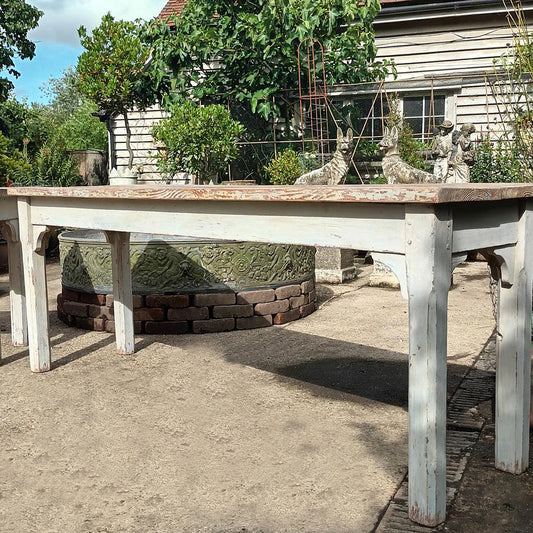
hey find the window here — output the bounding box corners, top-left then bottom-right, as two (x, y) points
(352, 98), (390, 139)
(345, 93), (447, 141)
(403, 95), (446, 139)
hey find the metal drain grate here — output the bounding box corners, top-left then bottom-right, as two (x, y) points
(375, 336), (496, 532)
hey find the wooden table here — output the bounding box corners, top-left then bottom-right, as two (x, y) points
(0, 189), (27, 349)
(9, 183), (533, 526)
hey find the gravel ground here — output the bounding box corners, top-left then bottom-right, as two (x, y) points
(0, 260), (528, 533)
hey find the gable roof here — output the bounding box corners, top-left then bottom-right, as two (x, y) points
(156, 0), (415, 19)
(158, 0), (187, 21)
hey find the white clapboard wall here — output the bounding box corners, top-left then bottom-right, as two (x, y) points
(375, 11), (530, 137)
(109, 106), (168, 182)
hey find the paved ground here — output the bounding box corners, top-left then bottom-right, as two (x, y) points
(0, 260), (531, 532)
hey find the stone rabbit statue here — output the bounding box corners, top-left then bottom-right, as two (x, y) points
(379, 126), (435, 184)
(294, 127), (353, 185)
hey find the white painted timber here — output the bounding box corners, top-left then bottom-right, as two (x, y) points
(105, 231), (134, 355)
(405, 205), (452, 527)
(17, 198), (50, 372)
(1, 220), (27, 346)
(494, 201), (533, 473)
(26, 198), (408, 254)
(0, 194), (28, 349)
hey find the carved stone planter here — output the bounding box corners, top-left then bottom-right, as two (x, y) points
(58, 230), (317, 334)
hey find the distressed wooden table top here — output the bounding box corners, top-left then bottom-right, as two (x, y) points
(6, 183), (533, 204)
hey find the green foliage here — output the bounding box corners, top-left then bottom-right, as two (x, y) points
(490, 1), (533, 180)
(470, 135), (524, 183)
(0, 97), (29, 151)
(14, 141), (82, 187)
(385, 96), (430, 171)
(354, 139), (380, 161)
(145, 0), (394, 121)
(0, 131), (31, 185)
(152, 101), (245, 183)
(264, 149), (302, 185)
(0, 69), (105, 186)
(77, 14), (152, 112)
(398, 122), (431, 172)
(0, 0), (42, 101)
(55, 100), (108, 151)
(77, 13), (156, 168)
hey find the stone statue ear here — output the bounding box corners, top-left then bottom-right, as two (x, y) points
(384, 126), (390, 136)
(337, 126), (343, 141)
(346, 128), (353, 142)
(391, 126), (399, 138)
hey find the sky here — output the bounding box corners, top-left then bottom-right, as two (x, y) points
(10, 0), (166, 104)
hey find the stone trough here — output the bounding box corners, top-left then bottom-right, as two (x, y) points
(57, 230), (317, 334)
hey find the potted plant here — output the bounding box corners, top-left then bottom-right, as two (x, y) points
(152, 101), (244, 184)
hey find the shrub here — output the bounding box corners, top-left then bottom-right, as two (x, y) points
(264, 149), (302, 185)
(0, 132), (31, 185)
(470, 135), (524, 183)
(153, 101), (244, 183)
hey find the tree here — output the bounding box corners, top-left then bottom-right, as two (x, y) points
(146, 0), (394, 121)
(77, 14), (155, 169)
(0, 0), (42, 101)
(152, 101), (244, 183)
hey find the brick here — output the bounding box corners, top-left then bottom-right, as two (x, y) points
(192, 318), (235, 334)
(106, 294), (144, 308)
(300, 302), (316, 318)
(168, 306), (209, 321)
(236, 289), (275, 305)
(236, 315), (272, 330)
(133, 308), (165, 321)
(254, 299), (289, 316)
(62, 301), (89, 318)
(87, 304), (113, 319)
(193, 292), (236, 307)
(145, 321), (189, 334)
(212, 304), (253, 318)
(273, 308), (301, 325)
(146, 294), (189, 308)
(62, 287), (80, 302)
(57, 308), (75, 326)
(105, 320), (142, 334)
(75, 317), (106, 331)
(301, 279), (315, 294)
(289, 295), (307, 309)
(275, 284), (301, 299)
(78, 293), (107, 305)
(308, 289), (316, 303)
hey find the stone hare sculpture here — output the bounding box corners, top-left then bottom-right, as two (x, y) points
(294, 127), (353, 185)
(379, 126), (434, 184)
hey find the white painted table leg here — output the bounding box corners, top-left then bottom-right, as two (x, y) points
(1, 220), (27, 346)
(17, 198), (51, 372)
(105, 231), (134, 355)
(494, 202), (532, 473)
(405, 206), (452, 527)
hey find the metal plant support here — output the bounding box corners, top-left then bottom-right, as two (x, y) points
(297, 38), (330, 167)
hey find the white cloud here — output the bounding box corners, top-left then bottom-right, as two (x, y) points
(29, 0), (164, 46)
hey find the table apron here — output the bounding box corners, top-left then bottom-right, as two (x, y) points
(25, 197), (409, 254)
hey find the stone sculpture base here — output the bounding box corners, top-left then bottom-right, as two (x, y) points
(314, 247), (357, 284)
(367, 258), (400, 289)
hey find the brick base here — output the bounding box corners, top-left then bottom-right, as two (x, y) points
(57, 278), (317, 334)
